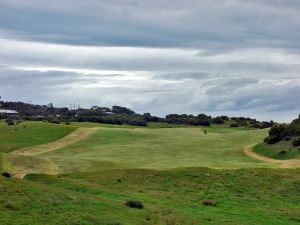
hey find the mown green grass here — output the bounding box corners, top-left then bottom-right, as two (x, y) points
(0, 121), (298, 225)
(0, 121), (76, 153)
(1, 168), (299, 225)
(254, 141), (300, 160)
(42, 127), (272, 173)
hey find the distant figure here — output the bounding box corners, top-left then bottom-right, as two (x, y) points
(203, 130), (207, 135)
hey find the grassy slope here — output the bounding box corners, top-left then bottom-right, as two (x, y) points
(0, 121), (76, 153)
(0, 122), (298, 225)
(1, 121), (271, 174)
(0, 121), (77, 174)
(42, 127), (272, 173)
(254, 141), (300, 160)
(1, 168), (299, 225)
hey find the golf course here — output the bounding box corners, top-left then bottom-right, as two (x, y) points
(0, 121), (299, 225)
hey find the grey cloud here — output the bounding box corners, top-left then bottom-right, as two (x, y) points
(0, 0), (300, 122)
(1, 0), (300, 51)
(1, 68), (299, 122)
(156, 72), (214, 81)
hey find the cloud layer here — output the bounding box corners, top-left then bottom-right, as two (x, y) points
(0, 0), (299, 121)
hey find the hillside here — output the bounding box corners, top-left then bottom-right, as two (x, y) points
(0, 121), (299, 225)
(0, 121), (272, 175)
(1, 168), (299, 225)
(254, 115), (300, 159)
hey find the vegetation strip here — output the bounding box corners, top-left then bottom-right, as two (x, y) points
(244, 145), (300, 168)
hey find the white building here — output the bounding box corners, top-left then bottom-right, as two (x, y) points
(0, 109), (19, 116)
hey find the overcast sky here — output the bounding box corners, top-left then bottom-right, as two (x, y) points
(0, 0), (299, 122)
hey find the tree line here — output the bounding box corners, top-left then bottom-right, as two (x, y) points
(0, 100), (273, 128)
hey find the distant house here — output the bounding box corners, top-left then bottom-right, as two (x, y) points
(0, 109), (19, 116)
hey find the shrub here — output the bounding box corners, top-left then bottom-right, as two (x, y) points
(230, 123), (239, 127)
(211, 117), (224, 124)
(202, 199), (217, 206)
(265, 124), (293, 144)
(106, 221), (123, 225)
(48, 118), (60, 124)
(1, 172), (11, 178)
(5, 118), (14, 126)
(264, 135), (281, 144)
(285, 136), (291, 141)
(292, 137), (300, 147)
(4, 201), (17, 211)
(125, 200), (144, 209)
(278, 150), (286, 155)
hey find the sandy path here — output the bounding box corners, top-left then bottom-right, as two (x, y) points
(11, 128), (98, 179)
(13, 128), (98, 156)
(13, 173), (27, 180)
(244, 145), (300, 169)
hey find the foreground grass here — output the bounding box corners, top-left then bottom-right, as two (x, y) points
(42, 127), (272, 173)
(1, 168), (299, 225)
(0, 121), (76, 153)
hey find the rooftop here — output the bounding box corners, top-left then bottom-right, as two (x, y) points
(0, 109), (19, 114)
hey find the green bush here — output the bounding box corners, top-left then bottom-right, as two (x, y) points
(1, 172), (11, 178)
(106, 221), (123, 225)
(292, 137), (300, 147)
(125, 200), (144, 209)
(5, 118), (14, 126)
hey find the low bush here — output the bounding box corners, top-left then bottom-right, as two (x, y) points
(264, 135), (280, 144)
(1, 172), (11, 178)
(292, 137), (300, 147)
(4, 201), (18, 211)
(5, 118), (14, 126)
(125, 200), (144, 209)
(202, 199), (217, 206)
(285, 136), (291, 141)
(48, 118), (61, 124)
(106, 221), (123, 225)
(264, 124), (293, 144)
(278, 150), (286, 155)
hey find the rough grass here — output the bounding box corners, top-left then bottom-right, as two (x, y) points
(0, 168), (299, 225)
(0, 121), (76, 153)
(41, 127), (272, 174)
(254, 142), (300, 160)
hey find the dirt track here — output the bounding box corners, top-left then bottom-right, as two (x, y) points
(11, 128), (98, 179)
(13, 128), (97, 156)
(13, 173), (27, 180)
(244, 145), (300, 169)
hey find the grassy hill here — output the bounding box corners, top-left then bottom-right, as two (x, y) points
(1, 121), (299, 225)
(0, 121), (272, 175)
(1, 168), (299, 225)
(39, 126), (270, 173)
(0, 121), (76, 153)
(253, 115), (300, 160)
